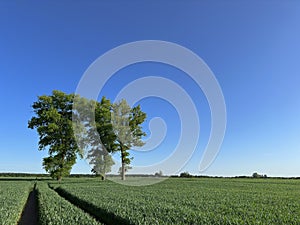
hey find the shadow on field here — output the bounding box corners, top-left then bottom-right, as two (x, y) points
(52, 186), (133, 225)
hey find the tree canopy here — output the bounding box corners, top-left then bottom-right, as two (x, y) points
(86, 97), (118, 179)
(111, 99), (147, 180)
(29, 91), (147, 181)
(28, 90), (82, 181)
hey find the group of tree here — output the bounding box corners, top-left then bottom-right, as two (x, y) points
(252, 172), (268, 178)
(154, 170), (163, 177)
(28, 90), (146, 181)
(179, 172), (193, 178)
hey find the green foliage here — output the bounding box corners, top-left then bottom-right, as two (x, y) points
(179, 171), (192, 178)
(28, 90), (82, 180)
(36, 182), (101, 225)
(252, 172), (267, 178)
(118, 165), (132, 174)
(29, 92), (146, 181)
(0, 173), (49, 177)
(86, 97), (117, 179)
(94, 97), (118, 153)
(0, 181), (31, 225)
(88, 151), (115, 179)
(111, 99), (146, 180)
(56, 178), (300, 225)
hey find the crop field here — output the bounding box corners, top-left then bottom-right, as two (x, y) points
(1, 177), (300, 225)
(52, 178), (300, 225)
(37, 182), (101, 225)
(0, 180), (31, 225)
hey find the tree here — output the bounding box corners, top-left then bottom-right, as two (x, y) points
(88, 150), (115, 180)
(28, 90), (82, 181)
(86, 97), (118, 180)
(118, 165), (132, 175)
(252, 172), (267, 178)
(111, 99), (146, 180)
(154, 170), (163, 177)
(180, 172), (192, 178)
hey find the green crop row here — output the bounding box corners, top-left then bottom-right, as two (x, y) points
(53, 178), (300, 225)
(36, 182), (102, 225)
(0, 181), (31, 225)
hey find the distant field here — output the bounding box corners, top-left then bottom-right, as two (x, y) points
(1, 177), (300, 224)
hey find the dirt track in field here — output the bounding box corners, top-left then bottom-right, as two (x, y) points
(18, 189), (38, 225)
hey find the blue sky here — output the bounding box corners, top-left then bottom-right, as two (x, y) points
(0, 1), (300, 176)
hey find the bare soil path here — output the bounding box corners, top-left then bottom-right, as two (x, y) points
(18, 188), (38, 225)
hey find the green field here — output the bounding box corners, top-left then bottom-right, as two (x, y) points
(1, 177), (300, 224)
(0, 181), (31, 225)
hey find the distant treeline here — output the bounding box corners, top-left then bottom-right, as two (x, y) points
(0, 173), (50, 177)
(0, 173), (299, 179)
(0, 173), (94, 178)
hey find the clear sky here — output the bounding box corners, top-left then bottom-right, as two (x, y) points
(0, 1), (300, 177)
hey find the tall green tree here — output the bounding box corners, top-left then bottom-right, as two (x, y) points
(86, 97), (118, 180)
(28, 90), (82, 181)
(111, 99), (147, 180)
(88, 150), (115, 179)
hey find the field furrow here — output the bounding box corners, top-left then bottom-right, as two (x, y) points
(36, 182), (103, 225)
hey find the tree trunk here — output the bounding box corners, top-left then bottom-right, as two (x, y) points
(121, 162), (126, 180)
(120, 145), (126, 180)
(103, 159), (106, 180)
